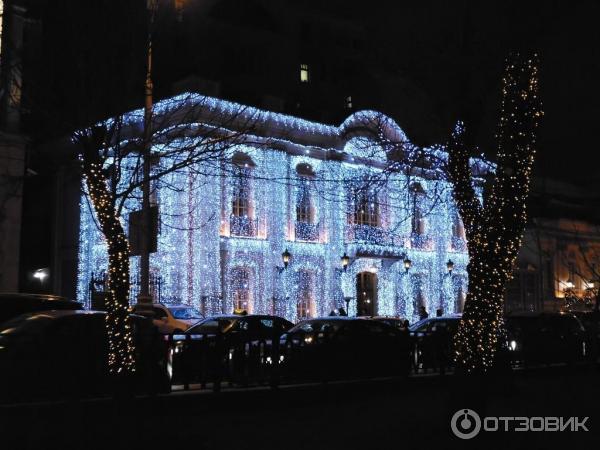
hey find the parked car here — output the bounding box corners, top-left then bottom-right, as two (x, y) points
(132, 303), (203, 334)
(370, 316), (407, 330)
(572, 311), (600, 362)
(0, 310), (170, 403)
(409, 315), (461, 372)
(0, 293), (82, 325)
(171, 314), (293, 385)
(505, 312), (589, 366)
(280, 317), (411, 381)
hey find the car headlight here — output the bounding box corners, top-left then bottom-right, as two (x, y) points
(304, 335), (313, 344)
(509, 340), (517, 351)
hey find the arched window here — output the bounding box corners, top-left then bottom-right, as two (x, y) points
(231, 267), (252, 312)
(411, 183), (426, 235)
(354, 188), (379, 227)
(297, 269), (314, 320)
(296, 163), (315, 224)
(452, 213), (465, 239)
(230, 153), (256, 236)
(295, 164), (318, 241)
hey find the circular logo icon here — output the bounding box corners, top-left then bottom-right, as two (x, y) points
(451, 409), (481, 440)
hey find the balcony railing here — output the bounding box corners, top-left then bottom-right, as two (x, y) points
(230, 215), (259, 238)
(294, 221), (320, 242)
(410, 233), (433, 250)
(345, 224), (398, 246)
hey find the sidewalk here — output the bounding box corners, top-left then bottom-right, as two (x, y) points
(1, 365), (599, 450)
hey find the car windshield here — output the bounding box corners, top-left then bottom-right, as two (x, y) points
(187, 317), (237, 333)
(288, 320), (344, 334)
(409, 319), (430, 332)
(170, 307), (203, 320)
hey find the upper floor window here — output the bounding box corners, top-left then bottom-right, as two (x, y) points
(300, 63), (310, 83)
(230, 153), (257, 237)
(452, 214), (465, 239)
(354, 189), (379, 227)
(345, 95), (353, 109)
(295, 163), (318, 241)
(231, 153), (255, 218)
(296, 163), (315, 224)
(411, 183), (426, 235)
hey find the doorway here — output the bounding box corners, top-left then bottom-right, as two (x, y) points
(356, 271), (377, 316)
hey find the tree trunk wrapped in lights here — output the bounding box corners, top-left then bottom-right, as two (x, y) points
(80, 126), (136, 376)
(448, 53), (543, 372)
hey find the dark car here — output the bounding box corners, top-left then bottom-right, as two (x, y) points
(279, 317), (411, 382)
(0, 310), (170, 403)
(0, 293), (82, 325)
(171, 314), (293, 385)
(409, 315), (461, 372)
(572, 311), (600, 362)
(505, 312), (589, 366)
(370, 316), (407, 330)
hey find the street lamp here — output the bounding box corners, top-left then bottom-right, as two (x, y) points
(403, 256), (412, 273)
(33, 268), (48, 285)
(340, 252), (350, 272)
(277, 248), (291, 274)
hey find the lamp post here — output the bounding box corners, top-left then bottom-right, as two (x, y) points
(137, 0), (159, 311)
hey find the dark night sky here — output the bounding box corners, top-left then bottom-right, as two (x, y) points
(337, 0), (600, 187)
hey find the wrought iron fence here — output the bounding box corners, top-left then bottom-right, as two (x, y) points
(294, 221), (320, 242)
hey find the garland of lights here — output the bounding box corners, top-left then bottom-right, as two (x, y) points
(450, 53), (543, 372)
(80, 135), (136, 376)
(77, 96), (482, 325)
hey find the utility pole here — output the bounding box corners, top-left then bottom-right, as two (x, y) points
(137, 0), (158, 311)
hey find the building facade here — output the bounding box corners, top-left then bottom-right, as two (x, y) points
(506, 179), (600, 313)
(77, 94), (481, 323)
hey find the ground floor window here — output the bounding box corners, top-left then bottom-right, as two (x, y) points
(297, 270), (314, 320)
(231, 267), (252, 312)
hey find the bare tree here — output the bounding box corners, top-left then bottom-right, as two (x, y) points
(73, 94), (258, 377)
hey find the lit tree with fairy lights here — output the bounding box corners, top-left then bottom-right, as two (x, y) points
(74, 95), (256, 377)
(448, 53), (543, 372)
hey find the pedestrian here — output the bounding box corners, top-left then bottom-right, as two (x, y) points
(338, 307), (347, 316)
(436, 308), (443, 317)
(418, 306), (429, 320)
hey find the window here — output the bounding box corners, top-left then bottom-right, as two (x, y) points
(295, 164), (318, 241)
(231, 267), (252, 312)
(297, 270), (314, 320)
(346, 95), (353, 109)
(300, 63), (309, 82)
(230, 153), (256, 236)
(231, 169), (251, 218)
(452, 214), (465, 239)
(296, 180), (313, 223)
(411, 183), (426, 235)
(354, 190), (379, 227)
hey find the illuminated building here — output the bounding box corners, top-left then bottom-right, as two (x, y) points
(77, 93), (490, 323)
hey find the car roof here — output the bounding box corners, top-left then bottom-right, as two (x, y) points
(506, 311), (574, 318)
(0, 292), (72, 302)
